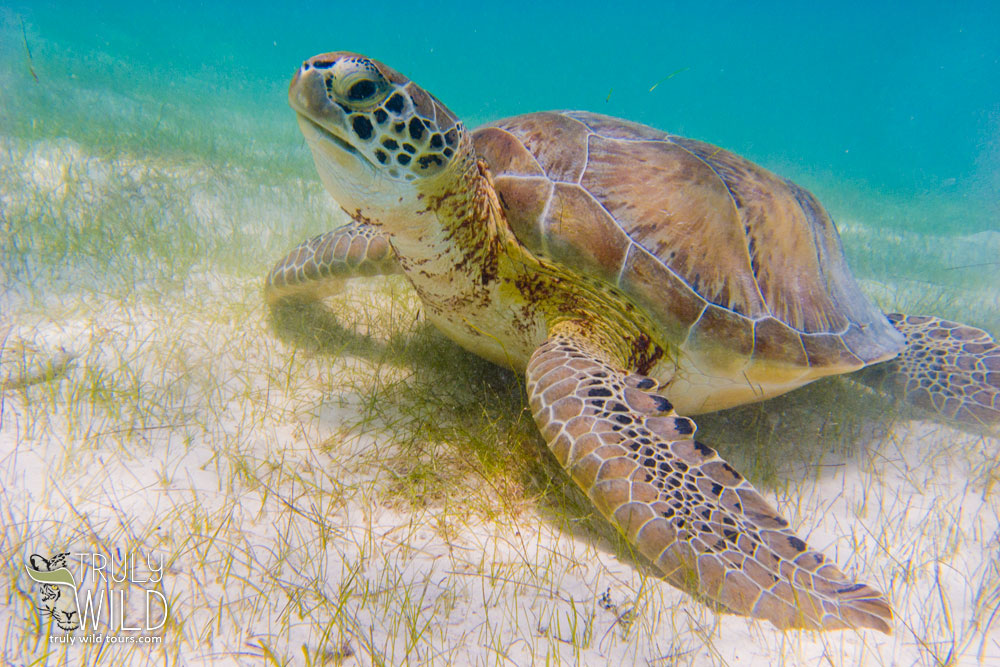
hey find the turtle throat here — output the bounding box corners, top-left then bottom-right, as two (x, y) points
(391, 153), (511, 301)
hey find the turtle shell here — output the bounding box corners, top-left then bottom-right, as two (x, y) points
(473, 111), (903, 386)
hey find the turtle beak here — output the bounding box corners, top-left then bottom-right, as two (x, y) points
(288, 61), (330, 118)
(289, 62), (373, 170)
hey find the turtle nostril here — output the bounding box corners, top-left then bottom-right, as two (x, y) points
(302, 62), (310, 71)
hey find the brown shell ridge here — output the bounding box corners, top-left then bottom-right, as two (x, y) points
(494, 126), (549, 176)
(785, 180), (849, 320)
(557, 113), (595, 183)
(661, 134), (770, 318)
(786, 181), (875, 329)
(615, 241), (641, 285)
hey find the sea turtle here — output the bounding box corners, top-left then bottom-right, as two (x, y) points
(265, 52), (1000, 632)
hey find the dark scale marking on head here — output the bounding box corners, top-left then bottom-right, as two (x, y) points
(352, 116), (374, 141)
(614, 415), (632, 425)
(397, 153), (411, 166)
(636, 378), (656, 389)
(674, 461), (688, 473)
(587, 388), (613, 397)
(374, 149), (388, 164)
(589, 399), (606, 408)
(393, 122), (406, 134)
(403, 143), (417, 154)
(382, 138), (399, 150)
(609, 402), (628, 413)
(385, 92), (405, 114)
(429, 133), (443, 149)
(374, 108), (388, 124)
(788, 536), (807, 552)
(409, 117), (425, 141)
(710, 483), (722, 497)
(443, 147), (454, 158)
(444, 128), (458, 147)
(643, 457), (655, 467)
(418, 153), (444, 170)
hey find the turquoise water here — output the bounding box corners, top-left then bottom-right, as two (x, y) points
(2, 1), (998, 300)
(6, 1), (999, 220)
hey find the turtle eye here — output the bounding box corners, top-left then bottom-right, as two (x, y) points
(347, 79), (377, 102)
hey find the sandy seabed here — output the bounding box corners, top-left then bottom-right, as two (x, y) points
(1, 139), (999, 666)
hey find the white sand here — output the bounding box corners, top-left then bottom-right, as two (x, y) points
(2, 140), (999, 665)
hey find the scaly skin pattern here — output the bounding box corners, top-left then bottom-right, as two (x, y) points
(863, 314), (1000, 429)
(526, 321), (892, 632)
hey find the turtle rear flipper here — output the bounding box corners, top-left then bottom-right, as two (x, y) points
(265, 221), (401, 305)
(860, 314), (1000, 430)
(526, 321), (892, 632)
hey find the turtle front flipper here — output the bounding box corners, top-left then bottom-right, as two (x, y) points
(859, 314), (1000, 430)
(526, 322), (892, 632)
(265, 221), (401, 305)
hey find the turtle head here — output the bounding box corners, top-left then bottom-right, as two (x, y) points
(289, 52), (469, 227)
